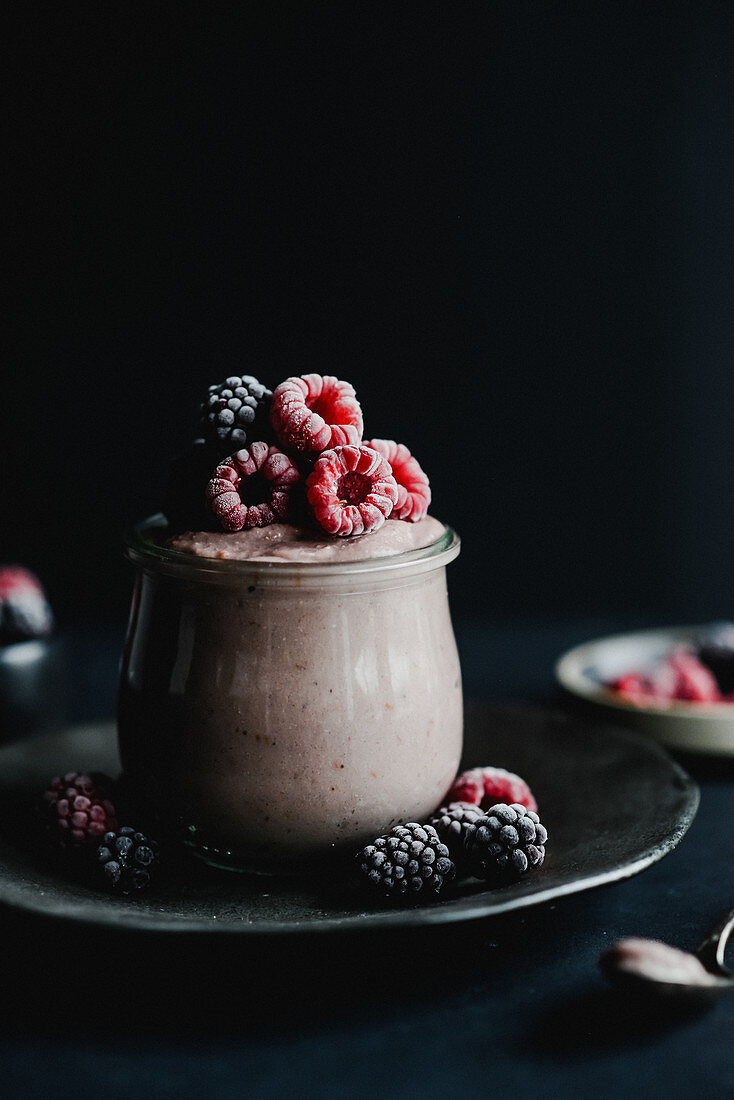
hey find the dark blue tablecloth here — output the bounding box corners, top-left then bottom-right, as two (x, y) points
(3, 621), (734, 1099)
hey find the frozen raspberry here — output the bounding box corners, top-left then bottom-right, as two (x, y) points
(270, 374), (363, 454)
(306, 445), (398, 537)
(608, 672), (658, 705)
(608, 654), (680, 704)
(668, 649), (721, 703)
(608, 649), (722, 706)
(206, 443), (301, 532)
(364, 439), (431, 522)
(447, 766), (538, 814)
(0, 567), (54, 645)
(42, 772), (118, 853)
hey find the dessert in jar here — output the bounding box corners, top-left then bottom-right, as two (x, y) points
(118, 373), (462, 872)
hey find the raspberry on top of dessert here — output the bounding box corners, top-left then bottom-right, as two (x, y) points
(166, 371), (433, 541)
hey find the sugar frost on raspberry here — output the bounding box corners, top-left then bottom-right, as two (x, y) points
(364, 439), (431, 522)
(270, 374), (363, 454)
(447, 765), (538, 813)
(306, 445), (398, 536)
(206, 443), (301, 532)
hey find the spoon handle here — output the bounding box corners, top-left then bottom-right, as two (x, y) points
(696, 908), (734, 976)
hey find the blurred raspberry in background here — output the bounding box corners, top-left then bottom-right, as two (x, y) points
(0, 567), (54, 647)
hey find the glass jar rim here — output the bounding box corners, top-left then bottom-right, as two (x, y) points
(124, 514), (460, 583)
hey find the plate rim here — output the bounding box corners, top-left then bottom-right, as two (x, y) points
(555, 622), (734, 718)
(0, 710), (700, 935)
(555, 623), (734, 756)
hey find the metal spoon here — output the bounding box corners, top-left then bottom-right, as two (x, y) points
(599, 908), (734, 1005)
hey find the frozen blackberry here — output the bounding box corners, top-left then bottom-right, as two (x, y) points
(201, 375), (273, 450)
(464, 803), (547, 882)
(95, 826), (160, 895)
(426, 801), (484, 863)
(358, 822), (455, 900)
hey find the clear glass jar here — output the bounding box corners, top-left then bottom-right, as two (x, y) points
(118, 515), (462, 873)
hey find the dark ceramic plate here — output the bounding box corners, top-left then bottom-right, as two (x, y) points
(0, 704), (698, 934)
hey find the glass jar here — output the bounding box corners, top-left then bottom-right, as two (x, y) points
(118, 516), (462, 873)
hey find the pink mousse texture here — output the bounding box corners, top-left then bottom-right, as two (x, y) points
(168, 516), (446, 563)
(119, 515), (461, 870)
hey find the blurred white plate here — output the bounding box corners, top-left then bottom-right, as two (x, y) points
(555, 624), (734, 756)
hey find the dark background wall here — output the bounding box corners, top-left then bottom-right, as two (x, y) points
(5, 2), (734, 631)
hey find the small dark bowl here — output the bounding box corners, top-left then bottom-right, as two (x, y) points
(0, 637), (67, 743)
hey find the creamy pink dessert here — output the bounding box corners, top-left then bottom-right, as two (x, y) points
(169, 516), (445, 562)
(119, 371), (462, 874)
(118, 515), (462, 872)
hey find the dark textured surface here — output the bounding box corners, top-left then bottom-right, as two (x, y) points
(0, 705), (697, 934)
(2, 627), (734, 1099)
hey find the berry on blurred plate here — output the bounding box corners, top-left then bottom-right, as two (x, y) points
(0, 567), (54, 646)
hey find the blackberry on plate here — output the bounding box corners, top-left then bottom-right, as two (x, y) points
(464, 802), (547, 882)
(357, 822), (455, 900)
(427, 801), (484, 864)
(95, 826), (160, 895)
(201, 375), (273, 450)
